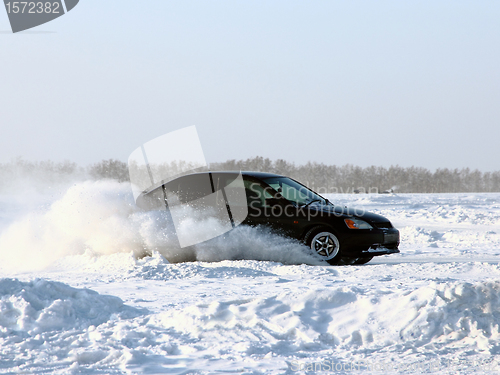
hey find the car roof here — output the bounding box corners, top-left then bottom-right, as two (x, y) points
(208, 171), (283, 179)
(172, 170), (283, 179)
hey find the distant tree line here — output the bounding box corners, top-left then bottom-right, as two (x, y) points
(1, 157), (499, 193)
(210, 157), (500, 194)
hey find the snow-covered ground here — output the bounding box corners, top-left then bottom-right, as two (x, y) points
(1, 181), (499, 374)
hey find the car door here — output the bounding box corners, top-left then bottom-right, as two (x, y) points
(242, 177), (299, 237)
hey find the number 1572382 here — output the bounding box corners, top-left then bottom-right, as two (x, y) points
(5, 2), (61, 14)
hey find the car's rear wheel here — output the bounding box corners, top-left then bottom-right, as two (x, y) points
(304, 227), (342, 265)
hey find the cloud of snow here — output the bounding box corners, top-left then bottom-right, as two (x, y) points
(0, 180), (321, 273)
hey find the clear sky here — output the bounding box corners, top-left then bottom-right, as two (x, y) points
(1, 1), (499, 171)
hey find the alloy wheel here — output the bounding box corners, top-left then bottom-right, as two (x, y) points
(310, 231), (340, 260)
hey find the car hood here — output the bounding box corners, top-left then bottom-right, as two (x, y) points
(309, 204), (390, 224)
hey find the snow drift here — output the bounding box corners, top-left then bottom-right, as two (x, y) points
(2, 263), (500, 374)
(0, 278), (142, 336)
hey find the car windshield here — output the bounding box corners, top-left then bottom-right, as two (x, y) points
(261, 177), (329, 206)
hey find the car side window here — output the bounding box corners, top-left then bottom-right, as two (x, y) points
(280, 183), (308, 205)
(243, 180), (273, 207)
(264, 179), (312, 206)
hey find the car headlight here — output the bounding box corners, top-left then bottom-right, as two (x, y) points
(344, 218), (373, 229)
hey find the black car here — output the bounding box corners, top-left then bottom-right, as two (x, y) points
(136, 171), (400, 265)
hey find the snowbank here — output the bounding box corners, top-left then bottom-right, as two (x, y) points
(0, 278), (142, 336)
(151, 280), (500, 355)
(3, 269), (500, 374)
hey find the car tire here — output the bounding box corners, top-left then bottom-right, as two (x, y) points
(304, 227), (342, 265)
